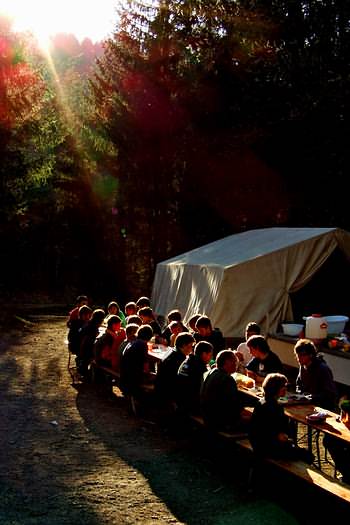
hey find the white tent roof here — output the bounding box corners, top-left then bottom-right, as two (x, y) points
(151, 227), (350, 337)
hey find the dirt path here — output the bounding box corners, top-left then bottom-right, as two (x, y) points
(0, 316), (348, 524)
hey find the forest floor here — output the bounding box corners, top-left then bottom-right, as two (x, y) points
(0, 312), (349, 525)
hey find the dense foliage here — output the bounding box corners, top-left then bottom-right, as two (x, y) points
(91, 0), (350, 296)
(0, 16), (115, 301)
(1, 2), (350, 302)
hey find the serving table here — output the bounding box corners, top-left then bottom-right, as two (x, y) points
(267, 334), (350, 387)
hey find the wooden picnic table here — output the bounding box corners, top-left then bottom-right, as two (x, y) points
(237, 383), (350, 444)
(237, 381), (350, 473)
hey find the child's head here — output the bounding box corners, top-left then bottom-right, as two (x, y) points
(188, 314), (201, 332)
(107, 315), (121, 331)
(167, 309), (182, 323)
(194, 341), (213, 364)
(216, 350), (237, 375)
(136, 296), (151, 310)
(136, 324), (153, 342)
(245, 322), (261, 340)
(79, 305), (92, 322)
(175, 332), (195, 355)
(195, 315), (212, 336)
(76, 295), (88, 307)
(126, 314), (142, 326)
(108, 301), (120, 315)
(294, 339), (317, 368)
(125, 323), (139, 341)
(91, 309), (106, 326)
(246, 335), (270, 357)
(138, 306), (154, 323)
(262, 373), (288, 400)
(169, 320), (183, 336)
(125, 302), (137, 316)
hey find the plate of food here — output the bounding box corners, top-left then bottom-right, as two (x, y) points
(306, 410), (328, 422)
(278, 393), (312, 405)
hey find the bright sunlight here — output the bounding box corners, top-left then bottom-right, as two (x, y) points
(0, 0), (118, 45)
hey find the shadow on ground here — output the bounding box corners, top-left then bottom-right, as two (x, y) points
(0, 332), (102, 524)
(75, 383), (350, 525)
(1, 317), (349, 525)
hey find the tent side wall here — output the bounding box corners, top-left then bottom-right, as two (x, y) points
(211, 231), (343, 337)
(151, 263), (224, 323)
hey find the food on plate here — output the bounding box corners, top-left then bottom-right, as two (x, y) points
(306, 410), (327, 422)
(234, 372), (254, 388)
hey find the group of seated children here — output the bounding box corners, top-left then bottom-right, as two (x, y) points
(67, 295), (151, 377)
(67, 298), (350, 481)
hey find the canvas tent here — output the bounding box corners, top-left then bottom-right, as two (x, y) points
(151, 227), (350, 337)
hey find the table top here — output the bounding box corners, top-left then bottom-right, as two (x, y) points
(285, 404), (350, 444)
(268, 334), (350, 360)
(148, 345), (173, 361)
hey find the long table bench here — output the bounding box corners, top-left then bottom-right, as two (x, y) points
(189, 413), (250, 441)
(75, 363), (350, 503)
(236, 438), (350, 504)
(90, 361), (155, 415)
(90, 362), (120, 388)
(190, 411), (350, 503)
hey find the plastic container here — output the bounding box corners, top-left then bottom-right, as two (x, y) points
(281, 323), (304, 337)
(324, 316), (349, 335)
(304, 314), (328, 340)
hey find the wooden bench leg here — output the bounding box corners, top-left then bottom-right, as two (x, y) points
(315, 430), (322, 469)
(246, 454), (263, 492)
(126, 395), (138, 417)
(247, 464), (255, 491)
(324, 447), (338, 478)
(68, 351), (80, 384)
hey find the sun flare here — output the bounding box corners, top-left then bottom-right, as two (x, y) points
(0, 0), (117, 44)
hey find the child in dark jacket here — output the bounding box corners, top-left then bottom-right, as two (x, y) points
(67, 305), (92, 356)
(177, 341), (213, 415)
(78, 309), (105, 377)
(249, 373), (313, 463)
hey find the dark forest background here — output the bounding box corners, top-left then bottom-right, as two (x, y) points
(1, 1), (350, 307)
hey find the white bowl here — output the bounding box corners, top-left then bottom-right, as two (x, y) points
(324, 316), (349, 335)
(281, 323), (304, 337)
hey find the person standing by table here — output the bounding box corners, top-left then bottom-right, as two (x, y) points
(249, 373), (313, 462)
(294, 338), (337, 411)
(246, 335), (284, 385)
